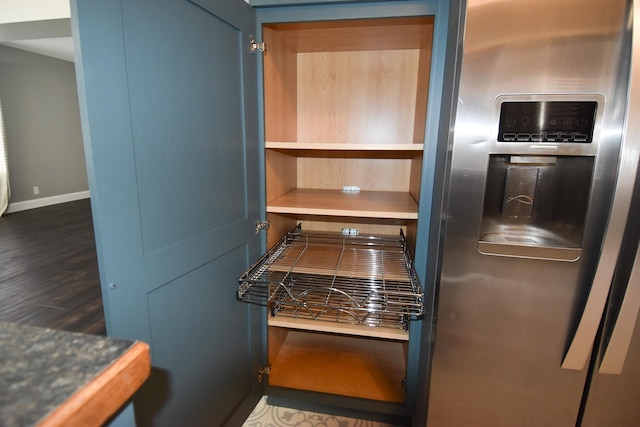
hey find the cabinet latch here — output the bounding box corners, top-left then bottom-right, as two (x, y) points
(258, 364), (271, 383)
(249, 35), (266, 53)
(255, 220), (270, 234)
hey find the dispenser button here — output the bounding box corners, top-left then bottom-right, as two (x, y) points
(574, 133), (588, 142)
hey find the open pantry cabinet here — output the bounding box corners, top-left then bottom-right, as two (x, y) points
(238, 9), (442, 421)
(71, 0), (451, 424)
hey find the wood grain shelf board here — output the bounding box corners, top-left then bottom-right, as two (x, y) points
(264, 17), (434, 53)
(266, 141), (424, 151)
(268, 317), (409, 341)
(268, 329), (406, 403)
(267, 189), (419, 219)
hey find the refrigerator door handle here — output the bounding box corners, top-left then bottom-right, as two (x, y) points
(599, 243), (640, 374)
(561, 209), (629, 371)
(562, 4), (640, 370)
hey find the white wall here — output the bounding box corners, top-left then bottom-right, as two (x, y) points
(0, 0), (84, 213)
(0, 44), (88, 212)
(0, 0), (70, 24)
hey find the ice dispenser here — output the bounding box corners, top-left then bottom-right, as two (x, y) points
(478, 99), (600, 261)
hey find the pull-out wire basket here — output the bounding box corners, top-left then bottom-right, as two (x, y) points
(237, 225), (424, 330)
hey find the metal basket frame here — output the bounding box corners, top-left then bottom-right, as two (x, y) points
(238, 225), (424, 330)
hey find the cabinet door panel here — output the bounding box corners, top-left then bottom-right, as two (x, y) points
(71, 0), (261, 425)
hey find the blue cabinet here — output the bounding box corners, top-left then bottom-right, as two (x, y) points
(72, 0), (450, 425)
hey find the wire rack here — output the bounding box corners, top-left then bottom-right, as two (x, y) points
(237, 225), (424, 330)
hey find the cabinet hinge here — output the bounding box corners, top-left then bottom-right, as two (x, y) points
(255, 220), (270, 234)
(249, 35), (266, 54)
(258, 364), (271, 383)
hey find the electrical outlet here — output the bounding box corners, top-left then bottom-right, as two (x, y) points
(342, 185), (360, 192)
(341, 228), (359, 236)
(33, 186), (40, 195)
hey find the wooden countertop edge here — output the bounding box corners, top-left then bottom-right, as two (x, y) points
(38, 341), (151, 427)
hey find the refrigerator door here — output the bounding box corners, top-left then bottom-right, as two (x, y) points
(581, 324), (640, 426)
(425, 0), (630, 426)
(580, 9), (640, 421)
(580, 178), (640, 426)
(599, 4), (640, 373)
(562, 0), (640, 372)
(599, 245), (640, 375)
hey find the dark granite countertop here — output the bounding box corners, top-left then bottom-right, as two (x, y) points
(0, 322), (148, 427)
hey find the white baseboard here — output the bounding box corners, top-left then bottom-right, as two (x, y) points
(7, 190), (90, 213)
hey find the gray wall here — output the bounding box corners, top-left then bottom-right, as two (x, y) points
(0, 44), (87, 204)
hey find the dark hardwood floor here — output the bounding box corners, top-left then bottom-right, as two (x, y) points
(0, 199), (106, 335)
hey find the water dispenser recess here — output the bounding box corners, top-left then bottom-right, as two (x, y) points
(478, 154), (595, 261)
(502, 167), (537, 219)
(501, 156), (559, 219)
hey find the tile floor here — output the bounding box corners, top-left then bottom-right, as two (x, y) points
(242, 396), (400, 427)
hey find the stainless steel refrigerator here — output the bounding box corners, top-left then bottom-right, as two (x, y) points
(426, 0), (640, 425)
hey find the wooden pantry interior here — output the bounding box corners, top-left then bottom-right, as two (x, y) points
(237, 12), (438, 416)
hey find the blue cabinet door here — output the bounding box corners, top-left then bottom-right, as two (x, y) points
(71, 0), (262, 425)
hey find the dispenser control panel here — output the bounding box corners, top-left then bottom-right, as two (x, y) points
(498, 101), (597, 143)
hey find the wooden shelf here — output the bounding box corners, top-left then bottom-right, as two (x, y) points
(264, 17), (434, 53)
(269, 317), (409, 341)
(268, 328), (406, 403)
(266, 141), (424, 152)
(267, 189), (419, 219)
